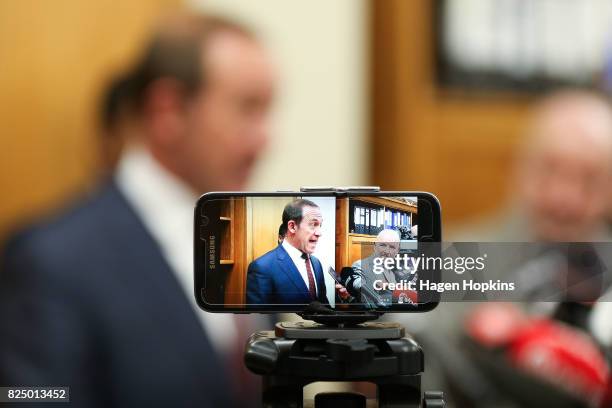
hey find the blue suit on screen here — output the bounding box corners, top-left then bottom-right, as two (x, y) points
(246, 244), (327, 305)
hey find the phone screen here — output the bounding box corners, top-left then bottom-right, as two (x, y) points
(195, 192), (441, 313)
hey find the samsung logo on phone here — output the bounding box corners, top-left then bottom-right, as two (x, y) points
(208, 236), (216, 270)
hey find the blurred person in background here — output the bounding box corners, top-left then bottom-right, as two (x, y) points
(458, 89), (612, 242)
(511, 90), (612, 242)
(0, 12), (275, 408)
(458, 89), (612, 328)
(409, 89), (612, 407)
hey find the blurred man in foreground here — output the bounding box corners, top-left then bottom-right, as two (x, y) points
(0, 13), (275, 407)
(97, 74), (133, 174)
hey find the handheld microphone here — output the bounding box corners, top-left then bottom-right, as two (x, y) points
(340, 267), (362, 296)
(340, 266), (388, 306)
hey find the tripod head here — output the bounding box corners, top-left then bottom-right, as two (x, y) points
(245, 303), (445, 407)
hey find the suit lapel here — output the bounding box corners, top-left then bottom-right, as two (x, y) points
(275, 245), (310, 294)
(97, 184), (218, 377)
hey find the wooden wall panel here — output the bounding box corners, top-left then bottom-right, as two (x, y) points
(247, 197), (292, 263)
(371, 0), (533, 228)
(224, 198), (247, 305)
(0, 0), (179, 242)
(335, 197), (349, 270)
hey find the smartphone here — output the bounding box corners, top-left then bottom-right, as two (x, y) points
(194, 190), (441, 313)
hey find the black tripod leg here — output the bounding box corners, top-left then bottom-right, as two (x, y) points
(377, 375), (422, 408)
(261, 376), (305, 408)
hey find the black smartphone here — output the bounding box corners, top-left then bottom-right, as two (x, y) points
(194, 190), (441, 313)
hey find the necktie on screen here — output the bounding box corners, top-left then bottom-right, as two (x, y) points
(301, 253), (317, 299)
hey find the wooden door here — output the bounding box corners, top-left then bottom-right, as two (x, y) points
(371, 0), (532, 229)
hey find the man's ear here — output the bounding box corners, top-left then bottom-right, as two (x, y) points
(287, 220), (297, 234)
(142, 78), (188, 148)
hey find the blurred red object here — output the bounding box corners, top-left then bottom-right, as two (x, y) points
(466, 303), (529, 347)
(466, 303), (610, 406)
(601, 378), (612, 408)
(509, 320), (609, 405)
(392, 289), (418, 305)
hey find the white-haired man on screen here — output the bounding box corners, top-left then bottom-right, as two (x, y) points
(351, 228), (405, 307)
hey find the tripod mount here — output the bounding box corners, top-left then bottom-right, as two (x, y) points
(244, 305), (444, 407)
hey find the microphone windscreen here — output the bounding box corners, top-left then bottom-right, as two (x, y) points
(340, 267), (355, 283)
(465, 303), (610, 405)
(466, 303), (528, 348)
(508, 320), (609, 404)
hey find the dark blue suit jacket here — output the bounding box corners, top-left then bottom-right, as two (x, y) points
(0, 184), (233, 407)
(246, 244), (327, 305)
